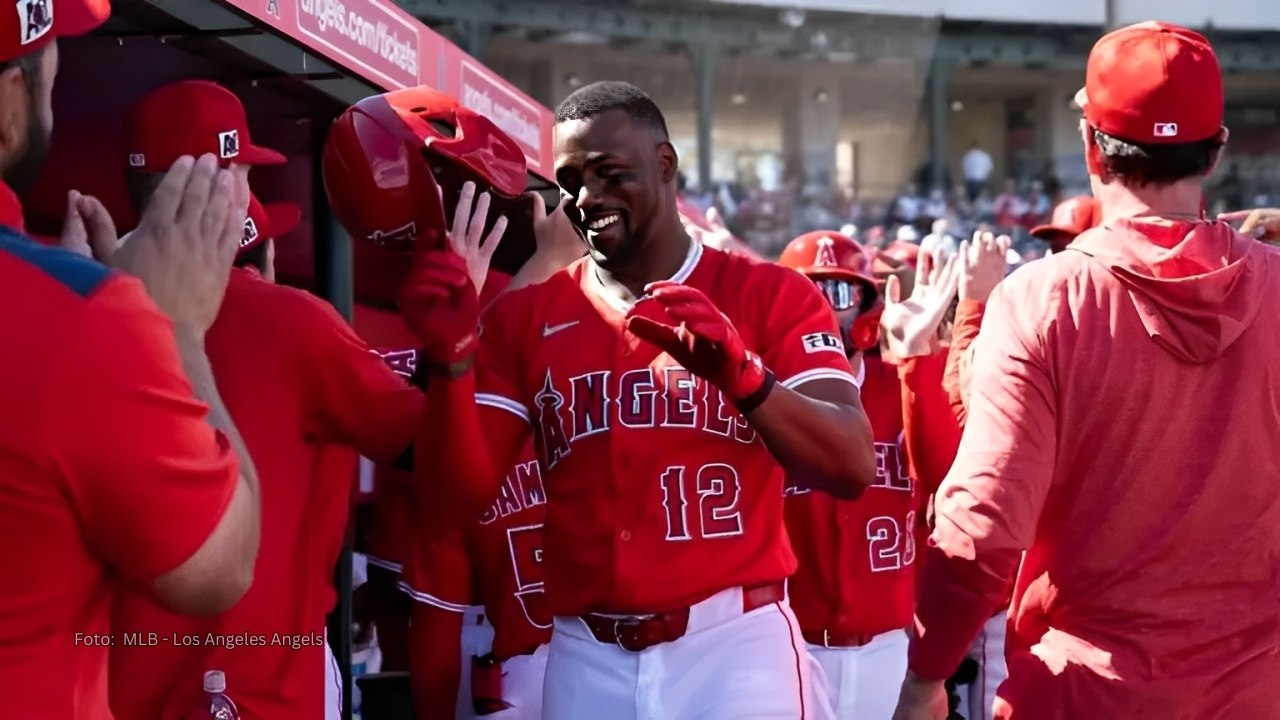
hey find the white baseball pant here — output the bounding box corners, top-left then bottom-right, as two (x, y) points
(457, 609), (496, 719)
(955, 611), (1008, 720)
(542, 587), (820, 720)
(807, 629), (909, 719)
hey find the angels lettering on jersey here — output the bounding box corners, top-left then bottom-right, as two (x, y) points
(784, 440), (910, 497)
(372, 348), (417, 378)
(532, 367), (758, 472)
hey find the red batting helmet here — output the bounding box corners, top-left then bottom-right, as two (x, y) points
(322, 85), (530, 307)
(780, 231), (877, 290)
(780, 231), (881, 350)
(1030, 196), (1100, 252)
(881, 240), (920, 270)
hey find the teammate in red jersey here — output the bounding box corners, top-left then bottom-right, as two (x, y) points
(779, 231), (917, 719)
(0, 4), (265, 716)
(897, 23), (1280, 719)
(396, 189), (584, 720)
(401, 444), (551, 720)
(108, 81), (428, 720)
(403, 81), (876, 719)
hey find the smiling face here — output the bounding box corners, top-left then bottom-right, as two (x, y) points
(553, 108), (677, 269)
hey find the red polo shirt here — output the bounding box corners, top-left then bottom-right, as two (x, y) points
(110, 268), (423, 720)
(0, 182), (239, 719)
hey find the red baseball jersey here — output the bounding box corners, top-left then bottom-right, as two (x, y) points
(475, 242), (856, 616)
(785, 354), (916, 638)
(913, 222), (1280, 714)
(353, 270), (510, 573)
(0, 186), (239, 719)
(401, 445), (552, 661)
(352, 303), (421, 573)
(111, 268), (423, 720)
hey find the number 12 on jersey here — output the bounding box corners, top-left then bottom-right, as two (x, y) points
(660, 464), (744, 541)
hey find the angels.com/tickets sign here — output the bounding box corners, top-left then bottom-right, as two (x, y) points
(295, 0), (421, 89)
(214, 0), (556, 178)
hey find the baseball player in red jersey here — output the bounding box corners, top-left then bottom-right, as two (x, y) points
(897, 23), (1280, 720)
(1028, 195), (1100, 255)
(402, 81), (876, 720)
(108, 80), (429, 720)
(0, 4), (267, 715)
(320, 85), (546, 707)
(779, 231), (917, 720)
(401, 444), (551, 719)
(396, 201), (583, 720)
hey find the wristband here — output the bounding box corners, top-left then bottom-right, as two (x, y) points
(734, 368), (776, 415)
(424, 355), (475, 380)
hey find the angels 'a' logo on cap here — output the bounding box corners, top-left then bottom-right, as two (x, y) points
(241, 217), (259, 248)
(1153, 122), (1179, 138)
(218, 130), (240, 159)
(17, 0), (52, 46)
(368, 221), (416, 248)
(815, 235), (839, 267)
(128, 153), (146, 168)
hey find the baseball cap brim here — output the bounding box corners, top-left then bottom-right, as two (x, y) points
(238, 143), (287, 166)
(1073, 87), (1089, 111)
(0, 0), (111, 63)
(61, 0), (111, 36)
(1029, 224), (1075, 241)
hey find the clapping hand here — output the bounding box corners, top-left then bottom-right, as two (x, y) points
(111, 154), (247, 336)
(880, 249), (960, 360)
(958, 231), (1011, 304)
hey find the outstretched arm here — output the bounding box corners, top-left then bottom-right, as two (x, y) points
(740, 377), (872, 500)
(627, 266), (876, 498)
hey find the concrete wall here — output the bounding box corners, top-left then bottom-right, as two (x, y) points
(483, 36), (1280, 203)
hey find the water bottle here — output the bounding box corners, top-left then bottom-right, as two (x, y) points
(184, 670), (240, 720)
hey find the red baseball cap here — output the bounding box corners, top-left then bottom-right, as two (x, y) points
(241, 193), (301, 255)
(0, 0), (109, 63)
(1075, 22), (1222, 145)
(123, 80), (285, 173)
(1030, 196), (1101, 241)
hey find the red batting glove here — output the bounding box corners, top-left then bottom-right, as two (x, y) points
(399, 248), (480, 366)
(625, 281), (768, 402)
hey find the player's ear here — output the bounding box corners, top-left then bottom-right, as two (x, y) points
(0, 60), (29, 163)
(657, 141), (679, 186)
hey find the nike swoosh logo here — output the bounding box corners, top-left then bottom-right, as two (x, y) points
(542, 321), (579, 337)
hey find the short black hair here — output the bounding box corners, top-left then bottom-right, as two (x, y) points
(0, 46), (44, 86)
(1091, 126), (1223, 188)
(234, 240), (269, 274)
(554, 81), (669, 139)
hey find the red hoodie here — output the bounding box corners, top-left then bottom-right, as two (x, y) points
(911, 220), (1280, 718)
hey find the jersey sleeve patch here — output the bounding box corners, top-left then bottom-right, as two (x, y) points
(801, 331), (846, 355)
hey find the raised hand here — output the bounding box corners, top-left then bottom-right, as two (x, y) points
(447, 181), (508, 296)
(400, 181), (508, 367)
(958, 230), (1011, 304)
(1219, 208), (1280, 244)
(59, 190), (118, 261)
(111, 154), (247, 336)
(625, 281), (766, 402)
(880, 249), (960, 360)
(530, 191), (586, 269)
